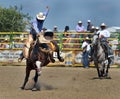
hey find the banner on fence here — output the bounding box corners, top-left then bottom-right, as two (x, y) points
(0, 50), (23, 63)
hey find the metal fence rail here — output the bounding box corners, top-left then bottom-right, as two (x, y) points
(0, 32), (120, 67)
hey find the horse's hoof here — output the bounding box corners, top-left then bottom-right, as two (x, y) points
(105, 76), (111, 79)
(20, 86), (25, 90)
(18, 58), (22, 62)
(58, 57), (64, 62)
(51, 59), (55, 63)
(32, 87), (40, 91)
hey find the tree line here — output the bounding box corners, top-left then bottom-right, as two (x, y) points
(0, 6), (31, 32)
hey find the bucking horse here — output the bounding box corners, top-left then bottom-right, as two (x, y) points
(21, 31), (64, 90)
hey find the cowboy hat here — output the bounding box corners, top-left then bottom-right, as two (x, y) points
(36, 12), (46, 20)
(78, 21), (82, 23)
(85, 37), (89, 40)
(100, 23), (106, 27)
(87, 20), (91, 22)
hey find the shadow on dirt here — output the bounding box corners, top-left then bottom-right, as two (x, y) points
(91, 76), (112, 80)
(22, 78), (56, 91)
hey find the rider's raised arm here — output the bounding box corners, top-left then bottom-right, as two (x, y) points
(43, 6), (50, 17)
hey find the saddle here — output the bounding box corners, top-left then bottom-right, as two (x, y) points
(30, 32), (56, 63)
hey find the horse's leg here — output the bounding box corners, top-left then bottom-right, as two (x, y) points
(34, 71), (39, 83)
(56, 50), (64, 62)
(21, 67), (30, 89)
(32, 71), (39, 91)
(100, 62), (105, 77)
(104, 59), (111, 77)
(35, 61), (42, 76)
(95, 61), (101, 78)
(52, 41), (64, 62)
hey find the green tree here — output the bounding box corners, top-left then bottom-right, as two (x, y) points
(0, 6), (31, 32)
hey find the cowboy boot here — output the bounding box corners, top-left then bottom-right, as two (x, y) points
(18, 52), (24, 62)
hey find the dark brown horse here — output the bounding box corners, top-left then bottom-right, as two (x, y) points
(21, 31), (64, 90)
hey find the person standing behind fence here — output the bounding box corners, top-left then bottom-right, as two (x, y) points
(63, 26), (71, 48)
(94, 26), (100, 35)
(76, 21), (86, 33)
(75, 21), (86, 47)
(87, 20), (92, 32)
(81, 37), (90, 68)
(64, 25), (70, 37)
(53, 26), (58, 33)
(53, 26), (59, 40)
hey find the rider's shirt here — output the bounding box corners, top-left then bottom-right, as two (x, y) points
(99, 29), (110, 38)
(99, 29), (110, 42)
(30, 9), (49, 34)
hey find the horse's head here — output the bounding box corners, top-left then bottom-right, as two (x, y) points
(37, 31), (54, 44)
(92, 34), (99, 45)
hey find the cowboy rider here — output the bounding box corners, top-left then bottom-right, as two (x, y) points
(89, 23), (113, 61)
(18, 6), (55, 62)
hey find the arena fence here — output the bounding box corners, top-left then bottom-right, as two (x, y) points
(0, 32), (120, 67)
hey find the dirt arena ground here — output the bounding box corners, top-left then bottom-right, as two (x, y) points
(0, 66), (120, 99)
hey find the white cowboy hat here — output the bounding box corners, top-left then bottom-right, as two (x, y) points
(78, 21), (82, 23)
(36, 12), (46, 20)
(95, 26), (99, 30)
(91, 26), (95, 29)
(100, 23), (106, 26)
(87, 20), (91, 22)
(85, 37), (89, 40)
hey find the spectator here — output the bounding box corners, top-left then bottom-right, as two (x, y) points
(53, 26), (58, 33)
(75, 21), (86, 47)
(53, 26), (59, 39)
(81, 37), (90, 68)
(64, 25), (70, 37)
(88, 26), (95, 41)
(76, 21), (86, 32)
(90, 26), (96, 33)
(4, 39), (10, 48)
(87, 20), (92, 32)
(0, 41), (5, 48)
(63, 26), (71, 48)
(95, 26), (100, 35)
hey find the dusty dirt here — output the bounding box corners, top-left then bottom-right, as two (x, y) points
(0, 66), (120, 99)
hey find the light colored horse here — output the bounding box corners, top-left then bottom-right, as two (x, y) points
(92, 34), (111, 78)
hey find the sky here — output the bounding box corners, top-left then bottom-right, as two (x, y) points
(0, 0), (120, 30)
